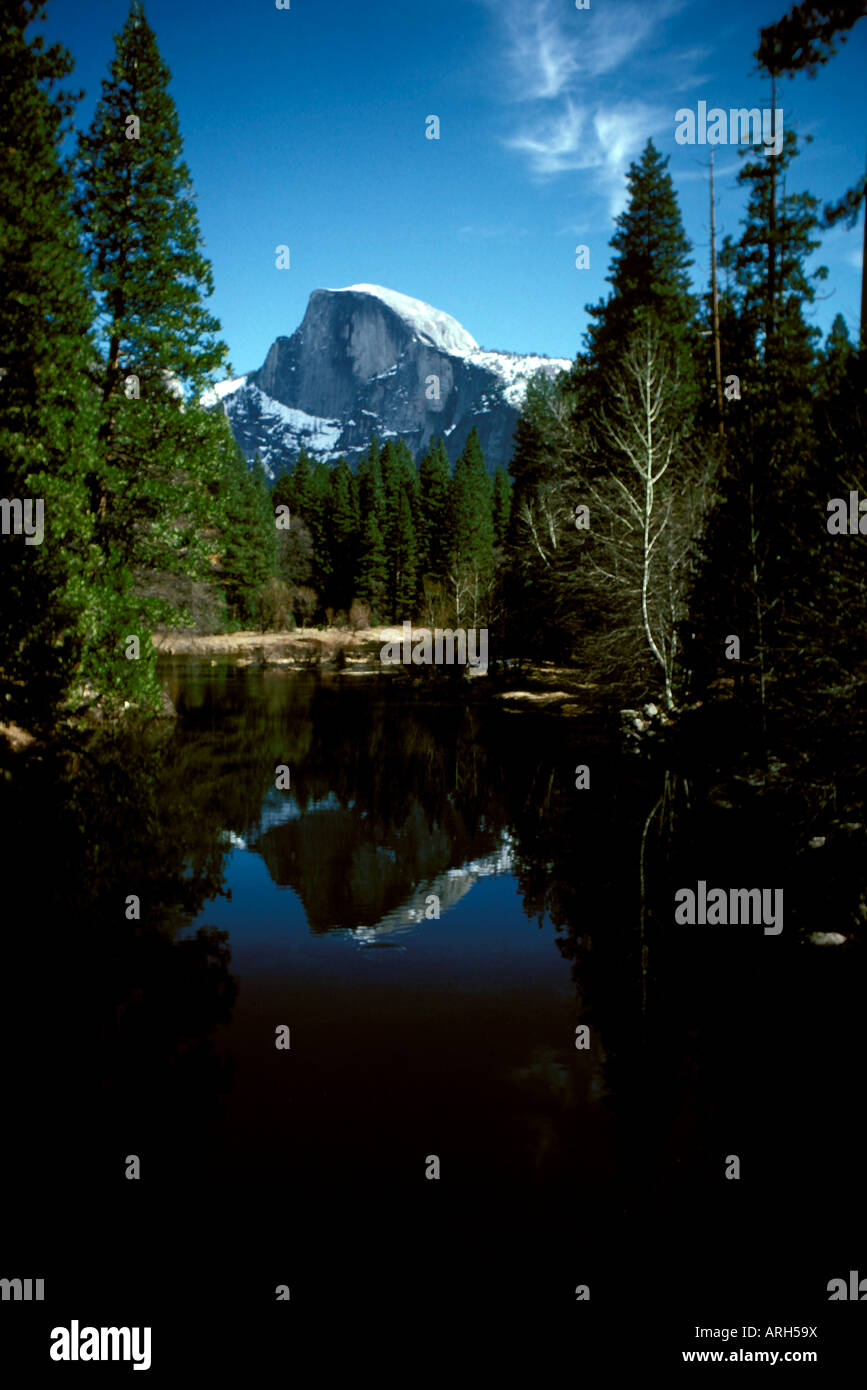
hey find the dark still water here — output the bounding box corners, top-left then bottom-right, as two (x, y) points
(3, 662), (866, 1345)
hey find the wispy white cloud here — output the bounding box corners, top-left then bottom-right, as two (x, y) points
(505, 100), (588, 176)
(506, 100), (670, 215)
(484, 0), (705, 213)
(673, 159), (742, 183)
(499, 2), (580, 100)
(497, 0), (680, 95)
(667, 46), (714, 95)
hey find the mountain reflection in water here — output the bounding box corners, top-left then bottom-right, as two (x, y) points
(3, 660), (866, 1316)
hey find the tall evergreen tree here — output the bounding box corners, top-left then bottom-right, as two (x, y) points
(286, 447), (313, 522)
(756, 3), (866, 339)
(74, 0), (230, 570)
(220, 452), (276, 625)
(328, 457), (359, 610)
(380, 439), (418, 614)
(356, 436), (387, 616)
(356, 434), (383, 525)
(757, 0), (866, 76)
(76, 1), (228, 406)
(0, 1), (158, 723)
(507, 144), (708, 682)
(503, 377), (569, 659)
(691, 124), (825, 731)
(305, 459), (333, 595)
(799, 314), (867, 716)
(393, 490), (418, 616)
(491, 467), (513, 549)
(580, 139), (700, 421)
(448, 428), (494, 624)
(418, 438), (451, 579)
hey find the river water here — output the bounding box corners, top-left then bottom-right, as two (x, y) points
(3, 660), (865, 1349)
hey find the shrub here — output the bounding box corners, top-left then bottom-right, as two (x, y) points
(291, 585), (318, 626)
(256, 577), (292, 631)
(349, 598), (371, 631)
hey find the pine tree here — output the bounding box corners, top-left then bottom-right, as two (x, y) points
(582, 140), (699, 417)
(306, 460), (333, 594)
(757, 0), (866, 76)
(691, 123), (825, 732)
(448, 427), (494, 624)
(287, 447), (314, 522)
(491, 467), (513, 548)
(379, 438), (402, 514)
(506, 375), (565, 536)
(272, 471), (293, 516)
(356, 512), (388, 618)
(0, 1), (158, 724)
(356, 436), (387, 616)
(356, 434), (383, 524)
(502, 378), (566, 659)
(799, 315), (867, 712)
(507, 149), (707, 680)
(220, 451), (276, 625)
(817, 313), (856, 404)
(418, 438), (451, 579)
(380, 439), (419, 614)
(393, 490), (418, 616)
(329, 457), (359, 610)
(76, 1), (228, 406)
(74, 0), (230, 574)
(756, 4), (866, 339)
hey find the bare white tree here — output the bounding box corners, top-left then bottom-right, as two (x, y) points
(583, 322), (711, 708)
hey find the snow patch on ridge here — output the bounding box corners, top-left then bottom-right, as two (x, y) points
(200, 375), (248, 407)
(468, 350), (571, 406)
(257, 395), (342, 448)
(204, 378), (344, 480)
(327, 283), (480, 358)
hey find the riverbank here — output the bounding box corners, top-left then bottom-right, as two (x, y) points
(153, 624), (406, 665)
(152, 626), (603, 713)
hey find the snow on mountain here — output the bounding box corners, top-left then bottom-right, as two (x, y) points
(207, 286), (571, 480)
(467, 349), (571, 407)
(212, 382), (344, 476)
(200, 375), (249, 407)
(327, 283), (480, 358)
(249, 389), (343, 452)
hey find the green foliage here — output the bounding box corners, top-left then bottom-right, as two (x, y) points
(446, 428), (495, 625)
(306, 459), (334, 594)
(328, 458), (359, 607)
(756, 0), (866, 76)
(449, 428), (494, 573)
(418, 438), (451, 580)
(356, 509), (388, 619)
(380, 439), (419, 613)
(73, 0), (242, 651)
(507, 142), (713, 684)
(0, 1), (117, 725)
(355, 437), (388, 617)
(220, 452), (276, 624)
(75, 557), (164, 709)
(581, 140), (700, 423)
(74, 0), (229, 404)
(702, 127), (824, 704)
(285, 446), (313, 519)
(756, 2), (867, 250)
(491, 467), (513, 549)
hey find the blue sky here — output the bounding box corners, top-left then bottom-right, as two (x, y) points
(47, 0), (866, 375)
